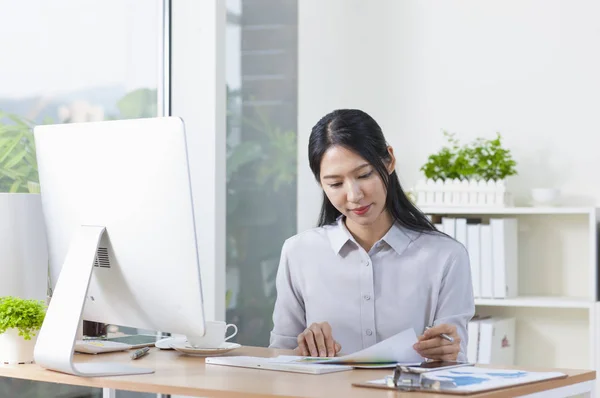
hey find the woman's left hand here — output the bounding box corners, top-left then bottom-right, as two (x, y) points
(413, 323), (461, 361)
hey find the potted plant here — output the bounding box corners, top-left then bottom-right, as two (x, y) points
(0, 296), (46, 364)
(415, 131), (517, 207)
(419, 131), (472, 181)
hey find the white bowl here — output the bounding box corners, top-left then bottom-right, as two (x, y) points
(531, 188), (560, 206)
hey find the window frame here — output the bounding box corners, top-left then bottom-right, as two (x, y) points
(170, 0), (227, 323)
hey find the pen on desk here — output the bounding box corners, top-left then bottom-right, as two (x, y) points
(131, 346), (150, 360)
(425, 326), (454, 343)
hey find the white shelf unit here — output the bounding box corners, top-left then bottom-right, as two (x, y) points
(421, 206), (598, 215)
(421, 206), (599, 387)
(474, 296), (594, 309)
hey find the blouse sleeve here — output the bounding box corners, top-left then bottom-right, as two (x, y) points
(269, 239), (307, 349)
(434, 244), (476, 362)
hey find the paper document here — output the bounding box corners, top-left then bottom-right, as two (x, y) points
(205, 328), (423, 374)
(299, 327), (424, 365)
(426, 367), (566, 392)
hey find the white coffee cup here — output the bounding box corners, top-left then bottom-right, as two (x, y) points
(186, 321), (238, 349)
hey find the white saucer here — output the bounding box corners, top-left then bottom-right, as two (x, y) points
(169, 341), (241, 357)
(155, 337), (185, 350)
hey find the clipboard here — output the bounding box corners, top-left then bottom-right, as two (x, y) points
(352, 364), (567, 395)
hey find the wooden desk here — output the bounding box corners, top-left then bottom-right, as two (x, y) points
(0, 346), (595, 397)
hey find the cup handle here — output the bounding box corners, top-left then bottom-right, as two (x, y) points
(225, 324), (238, 341)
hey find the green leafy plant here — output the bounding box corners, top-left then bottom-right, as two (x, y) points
(0, 296), (47, 340)
(0, 112), (39, 193)
(420, 131), (517, 181)
(469, 133), (517, 181)
(420, 131), (475, 181)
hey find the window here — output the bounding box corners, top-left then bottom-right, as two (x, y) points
(0, 1), (162, 396)
(225, 0), (298, 347)
(0, 0), (160, 193)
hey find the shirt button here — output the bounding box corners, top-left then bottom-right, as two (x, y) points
(364, 294), (371, 301)
(366, 329), (373, 336)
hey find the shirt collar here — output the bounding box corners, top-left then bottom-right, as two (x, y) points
(326, 216), (416, 255)
(380, 221), (415, 255)
(327, 216), (355, 254)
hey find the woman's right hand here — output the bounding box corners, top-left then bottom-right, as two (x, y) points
(294, 322), (341, 357)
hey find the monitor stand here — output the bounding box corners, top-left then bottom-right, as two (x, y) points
(34, 225), (154, 377)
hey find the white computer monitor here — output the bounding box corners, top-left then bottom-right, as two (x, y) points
(32, 117), (205, 377)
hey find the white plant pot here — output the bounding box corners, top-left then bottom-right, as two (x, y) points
(413, 178), (513, 207)
(0, 328), (39, 364)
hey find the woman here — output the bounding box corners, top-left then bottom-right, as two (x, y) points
(269, 109), (475, 361)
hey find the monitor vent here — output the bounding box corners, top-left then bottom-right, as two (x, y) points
(94, 247), (110, 268)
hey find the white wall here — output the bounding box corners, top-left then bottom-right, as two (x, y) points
(298, 0), (600, 232)
(389, 0), (600, 206)
(297, 0), (395, 232)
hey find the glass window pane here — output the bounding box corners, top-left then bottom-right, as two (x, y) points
(0, 0), (159, 193)
(0, 1), (161, 396)
(225, 0), (298, 347)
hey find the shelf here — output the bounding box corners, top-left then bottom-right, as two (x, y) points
(475, 296), (594, 309)
(420, 206), (596, 215)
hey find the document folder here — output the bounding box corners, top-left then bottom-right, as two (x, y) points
(353, 365), (566, 395)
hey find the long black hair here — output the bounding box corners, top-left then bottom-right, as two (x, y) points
(308, 109), (437, 233)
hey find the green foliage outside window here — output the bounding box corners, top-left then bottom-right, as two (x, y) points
(225, 87), (297, 346)
(0, 112), (39, 193)
(0, 88), (157, 194)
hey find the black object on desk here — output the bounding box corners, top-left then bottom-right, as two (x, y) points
(387, 364), (458, 391)
(354, 362), (474, 393)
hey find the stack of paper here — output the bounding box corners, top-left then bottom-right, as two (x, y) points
(310, 327), (424, 366)
(206, 328), (424, 374)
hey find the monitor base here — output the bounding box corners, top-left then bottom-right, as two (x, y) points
(33, 225), (155, 377)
